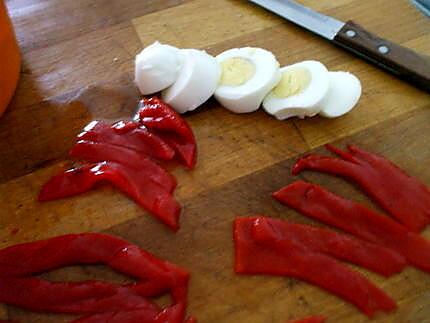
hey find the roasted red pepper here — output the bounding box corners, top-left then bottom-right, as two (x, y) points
(40, 97), (198, 231)
(286, 316), (326, 323)
(136, 97), (197, 169)
(292, 144), (430, 232)
(234, 217), (397, 317)
(0, 278), (161, 314)
(73, 308), (160, 323)
(0, 233), (192, 322)
(250, 216), (405, 277)
(78, 120), (175, 161)
(273, 181), (430, 273)
(70, 140), (176, 193)
(75, 306), (197, 323)
(73, 304), (187, 323)
(38, 162), (181, 230)
(0, 233), (188, 288)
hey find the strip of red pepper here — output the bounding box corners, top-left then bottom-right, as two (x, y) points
(0, 234), (189, 306)
(286, 316), (326, 323)
(70, 140), (177, 193)
(0, 278), (161, 314)
(38, 162), (181, 230)
(0, 233), (192, 322)
(249, 216), (405, 277)
(0, 233), (186, 282)
(273, 181), (430, 273)
(292, 144), (430, 232)
(73, 308), (161, 323)
(78, 120), (175, 161)
(136, 97), (197, 169)
(234, 217), (396, 318)
(73, 304), (196, 323)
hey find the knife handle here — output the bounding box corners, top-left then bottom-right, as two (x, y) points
(333, 20), (430, 92)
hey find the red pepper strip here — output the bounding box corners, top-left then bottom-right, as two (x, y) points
(107, 244), (189, 304)
(70, 140), (176, 193)
(234, 217), (397, 317)
(38, 162), (181, 230)
(273, 181), (430, 273)
(249, 216), (405, 277)
(0, 278), (160, 314)
(0, 234), (191, 322)
(0, 233), (129, 277)
(136, 97), (197, 169)
(73, 309), (159, 323)
(153, 303), (186, 323)
(0, 234), (188, 304)
(73, 303), (185, 323)
(0, 233), (184, 282)
(78, 120), (175, 161)
(0, 235), (188, 306)
(286, 316), (326, 323)
(292, 144), (430, 232)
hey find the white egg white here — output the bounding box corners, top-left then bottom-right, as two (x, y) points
(162, 49), (220, 113)
(319, 71), (362, 118)
(135, 41), (184, 95)
(263, 60), (329, 120)
(214, 47), (280, 113)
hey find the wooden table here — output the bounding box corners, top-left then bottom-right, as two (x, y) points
(1, 0), (430, 321)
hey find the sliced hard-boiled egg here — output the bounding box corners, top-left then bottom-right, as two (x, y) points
(214, 47), (281, 113)
(162, 49), (220, 113)
(319, 71), (362, 118)
(263, 60), (329, 120)
(135, 41), (184, 95)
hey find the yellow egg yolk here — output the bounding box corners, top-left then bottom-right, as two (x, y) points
(272, 67), (311, 98)
(219, 57), (255, 86)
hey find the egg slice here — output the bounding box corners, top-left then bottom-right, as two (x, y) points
(263, 60), (329, 120)
(162, 49), (220, 113)
(135, 41), (184, 95)
(214, 47), (281, 113)
(319, 71), (361, 118)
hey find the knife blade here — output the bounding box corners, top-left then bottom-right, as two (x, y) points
(249, 0), (430, 92)
(412, 0), (430, 17)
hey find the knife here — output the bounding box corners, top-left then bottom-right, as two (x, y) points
(249, 0), (430, 92)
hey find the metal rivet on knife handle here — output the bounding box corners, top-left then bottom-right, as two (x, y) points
(378, 45), (390, 55)
(346, 30), (356, 38)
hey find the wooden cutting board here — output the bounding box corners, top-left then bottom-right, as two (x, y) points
(1, 0), (430, 322)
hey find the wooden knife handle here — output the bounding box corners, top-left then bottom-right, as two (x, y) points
(333, 20), (430, 92)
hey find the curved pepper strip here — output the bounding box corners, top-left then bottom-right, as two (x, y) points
(0, 278), (160, 314)
(73, 308), (159, 323)
(286, 316), (326, 323)
(249, 216), (405, 277)
(292, 144), (430, 232)
(0, 234), (186, 282)
(234, 217), (397, 318)
(38, 162), (181, 231)
(70, 140), (176, 193)
(74, 303), (186, 323)
(78, 120), (175, 161)
(273, 181), (430, 273)
(0, 234), (192, 322)
(136, 97), (197, 169)
(0, 234), (189, 303)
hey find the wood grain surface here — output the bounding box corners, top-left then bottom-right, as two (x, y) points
(1, 0), (430, 322)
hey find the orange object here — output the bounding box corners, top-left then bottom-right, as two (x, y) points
(0, 0), (20, 116)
